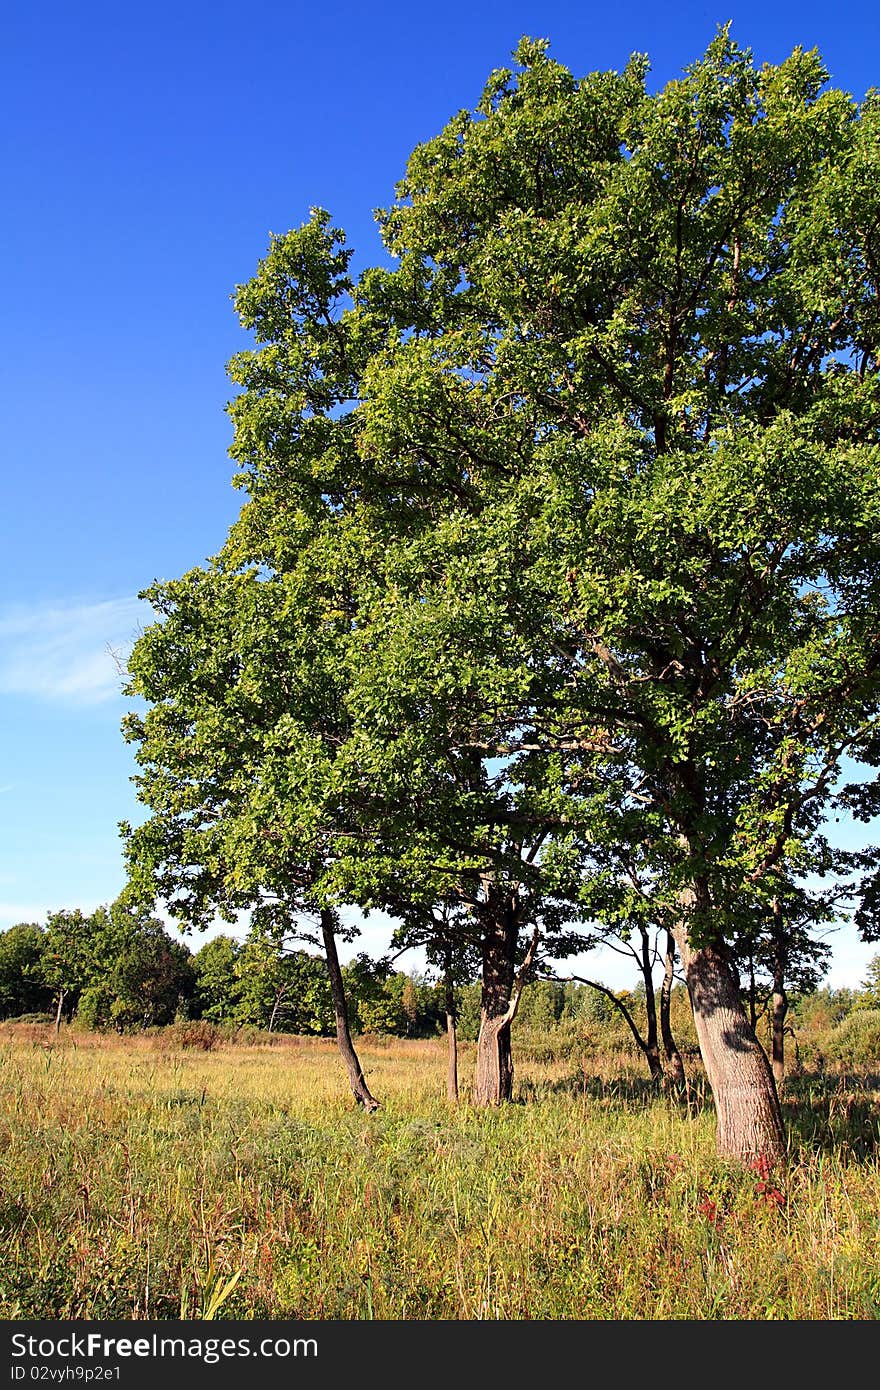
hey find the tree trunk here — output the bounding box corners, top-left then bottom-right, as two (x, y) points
(472, 896), (517, 1105)
(660, 930), (686, 1087)
(637, 925), (663, 1083)
(770, 898), (788, 1089)
(320, 909), (379, 1112)
(748, 953), (757, 1030)
(54, 988), (65, 1036)
(443, 947), (458, 1102)
(771, 988), (787, 1090)
(267, 985), (287, 1034)
(673, 921), (785, 1163)
(446, 1009), (459, 1102)
(581, 976), (660, 1080)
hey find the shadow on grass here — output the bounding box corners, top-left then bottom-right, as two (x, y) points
(783, 1070), (880, 1159)
(518, 1067), (714, 1113)
(521, 1065), (880, 1157)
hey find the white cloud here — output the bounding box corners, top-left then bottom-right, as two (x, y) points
(0, 596), (146, 704)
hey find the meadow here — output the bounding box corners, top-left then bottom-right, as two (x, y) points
(0, 1024), (878, 1320)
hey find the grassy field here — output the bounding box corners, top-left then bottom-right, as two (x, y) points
(0, 1024), (878, 1320)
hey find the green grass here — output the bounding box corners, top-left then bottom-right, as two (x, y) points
(0, 1026), (878, 1319)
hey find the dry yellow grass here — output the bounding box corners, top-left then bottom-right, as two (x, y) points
(0, 1024), (878, 1319)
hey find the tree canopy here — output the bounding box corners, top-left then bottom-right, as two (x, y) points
(123, 29), (880, 1158)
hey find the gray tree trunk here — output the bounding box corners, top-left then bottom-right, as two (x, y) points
(443, 948), (459, 1102)
(473, 896), (517, 1105)
(320, 909), (379, 1112)
(660, 930), (686, 1087)
(674, 920), (785, 1162)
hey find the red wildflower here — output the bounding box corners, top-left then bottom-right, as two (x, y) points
(697, 1198), (721, 1225)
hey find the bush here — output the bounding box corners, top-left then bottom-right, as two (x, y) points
(823, 1008), (880, 1067)
(75, 986), (115, 1032)
(156, 1020), (227, 1051)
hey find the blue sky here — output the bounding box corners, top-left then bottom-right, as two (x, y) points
(2, 0), (879, 988)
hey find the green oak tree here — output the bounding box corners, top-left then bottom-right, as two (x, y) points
(334, 30), (880, 1155)
(192, 935), (242, 1022)
(124, 31), (880, 1159)
(0, 923), (51, 1019)
(40, 908), (112, 1032)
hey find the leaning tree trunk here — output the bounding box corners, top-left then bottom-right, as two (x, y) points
(320, 909), (379, 1112)
(660, 930), (686, 1087)
(443, 946), (459, 1102)
(770, 898), (788, 1089)
(580, 975), (660, 1080)
(637, 924), (664, 1083)
(53, 988), (66, 1036)
(472, 897), (518, 1105)
(771, 986), (787, 1090)
(673, 918), (785, 1163)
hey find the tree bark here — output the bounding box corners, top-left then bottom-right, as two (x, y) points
(771, 987), (787, 1090)
(472, 893), (518, 1105)
(54, 988), (66, 1036)
(673, 918), (785, 1162)
(446, 1009), (459, 1102)
(443, 946), (458, 1102)
(770, 898), (788, 1089)
(637, 925), (663, 1083)
(320, 909), (379, 1112)
(660, 930), (686, 1087)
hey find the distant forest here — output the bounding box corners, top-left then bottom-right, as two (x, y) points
(3, 900), (879, 1078)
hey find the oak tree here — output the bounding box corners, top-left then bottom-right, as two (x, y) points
(124, 30), (880, 1159)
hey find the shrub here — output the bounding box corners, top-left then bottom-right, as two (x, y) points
(824, 1008), (880, 1067)
(156, 1020), (226, 1051)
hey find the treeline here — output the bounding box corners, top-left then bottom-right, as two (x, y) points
(0, 903), (439, 1035)
(3, 904), (880, 1074)
(0, 899), (603, 1039)
(0, 899), (646, 1040)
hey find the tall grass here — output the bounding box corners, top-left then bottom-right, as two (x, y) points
(0, 1025), (878, 1319)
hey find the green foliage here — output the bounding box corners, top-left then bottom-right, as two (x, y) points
(122, 33), (880, 1035)
(455, 983), (482, 1042)
(107, 918), (195, 1029)
(234, 932), (334, 1034)
(790, 986), (857, 1036)
(341, 956), (443, 1037)
(515, 979), (566, 1032)
(40, 908), (104, 1017)
(859, 954), (880, 1008)
(193, 935), (242, 1021)
(823, 1009), (880, 1067)
(0, 924), (51, 1019)
(75, 985), (116, 1032)
(38, 900), (195, 1032)
(785, 985), (880, 1067)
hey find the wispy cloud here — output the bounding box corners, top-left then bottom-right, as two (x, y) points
(0, 597), (147, 704)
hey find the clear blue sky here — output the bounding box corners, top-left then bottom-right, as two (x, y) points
(2, 0), (879, 987)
